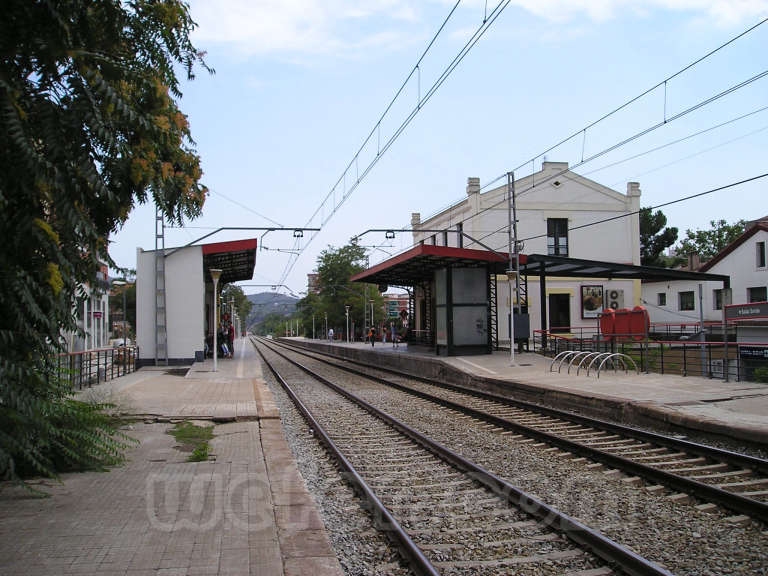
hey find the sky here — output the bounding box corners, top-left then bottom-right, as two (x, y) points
(109, 0), (768, 295)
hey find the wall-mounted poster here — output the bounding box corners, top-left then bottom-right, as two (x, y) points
(581, 285), (604, 319)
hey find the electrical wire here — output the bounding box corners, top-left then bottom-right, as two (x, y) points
(581, 104), (768, 178)
(478, 16), (768, 192)
(277, 0), (513, 287)
(415, 68), (768, 248)
(606, 124), (768, 188)
(210, 189), (284, 227)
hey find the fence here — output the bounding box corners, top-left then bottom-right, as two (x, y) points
(56, 346), (139, 390)
(533, 330), (768, 382)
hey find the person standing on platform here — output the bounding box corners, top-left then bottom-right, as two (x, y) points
(391, 322), (398, 348)
(228, 321), (235, 358)
(328, 327), (334, 341)
(368, 327), (375, 347)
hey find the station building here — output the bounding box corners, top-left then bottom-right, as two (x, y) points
(352, 162), (729, 356)
(410, 162), (643, 346)
(135, 238), (257, 366)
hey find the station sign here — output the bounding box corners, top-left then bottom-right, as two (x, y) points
(739, 346), (768, 359)
(725, 301), (768, 321)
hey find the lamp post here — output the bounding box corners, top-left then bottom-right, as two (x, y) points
(369, 299), (374, 338)
(345, 305), (350, 343)
(312, 314), (315, 339)
(210, 269), (222, 372)
(112, 280), (128, 345)
(324, 312), (328, 340)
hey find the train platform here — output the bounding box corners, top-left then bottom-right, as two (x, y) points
(293, 337), (768, 446)
(0, 338), (343, 576)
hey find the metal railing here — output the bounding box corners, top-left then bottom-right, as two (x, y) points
(535, 330), (768, 382)
(55, 346), (139, 390)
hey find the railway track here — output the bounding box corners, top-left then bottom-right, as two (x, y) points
(270, 338), (768, 524)
(253, 337), (672, 576)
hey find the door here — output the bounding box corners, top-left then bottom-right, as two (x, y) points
(548, 293), (570, 333)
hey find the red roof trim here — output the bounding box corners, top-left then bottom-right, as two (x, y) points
(699, 224), (768, 272)
(350, 244), (509, 283)
(201, 238), (258, 255)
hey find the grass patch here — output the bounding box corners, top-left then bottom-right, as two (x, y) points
(168, 421), (214, 462)
(189, 444), (210, 462)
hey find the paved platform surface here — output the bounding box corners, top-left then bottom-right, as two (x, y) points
(0, 338), (343, 576)
(301, 338), (768, 444)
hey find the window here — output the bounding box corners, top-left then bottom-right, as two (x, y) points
(547, 218), (568, 256)
(748, 286), (767, 303)
(657, 293), (666, 306)
(713, 289), (723, 310)
(679, 291), (695, 311)
(757, 241), (766, 268)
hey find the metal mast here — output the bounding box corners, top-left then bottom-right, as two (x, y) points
(155, 206), (168, 365)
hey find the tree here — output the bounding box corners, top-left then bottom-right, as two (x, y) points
(221, 284), (253, 331)
(256, 313), (290, 337)
(677, 219), (746, 262)
(639, 208), (680, 267)
(0, 1), (210, 482)
(296, 242), (385, 340)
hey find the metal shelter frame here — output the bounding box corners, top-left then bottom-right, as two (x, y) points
(516, 254), (730, 348)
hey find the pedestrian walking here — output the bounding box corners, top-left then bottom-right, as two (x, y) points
(391, 322), (398, 348)
(368, 327), (375, 347)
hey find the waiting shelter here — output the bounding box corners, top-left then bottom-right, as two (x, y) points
(351, 246), (730, 356)
(136, 238), (257, 365)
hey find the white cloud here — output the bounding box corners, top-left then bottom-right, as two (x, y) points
(189, 0), (424, 57)
(188, 0), (768, 59)
(504, 0), (768, 25)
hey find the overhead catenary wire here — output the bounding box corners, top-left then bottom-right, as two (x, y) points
(478, 16), (768, 193)
(412, 68), (768, 252)
(276, 0), (514, 287)
(581, 104), (768, 178)
(284, 14), (767, 289)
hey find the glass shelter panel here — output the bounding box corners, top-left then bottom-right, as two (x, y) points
(435, 269), (447, 306)
(452, 268), (486, 304)
(453, 306), (487, 346)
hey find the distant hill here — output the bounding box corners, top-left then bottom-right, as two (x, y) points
(246, 292), (298, 328)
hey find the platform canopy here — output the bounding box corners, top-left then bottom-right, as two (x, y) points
(350, 244), (509, 286)
(202, 238), (258, 284)
(518, 254), (730, 285)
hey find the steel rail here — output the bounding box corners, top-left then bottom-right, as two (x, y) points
(272, 338), (768, 523)
(256, 337), (673, 576)
(279, 338), (768, 473)
(252, 340), (440, 576)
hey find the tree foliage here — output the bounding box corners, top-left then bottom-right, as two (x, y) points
(296, 243), (386, 340)
(0, 1), (210, 482)
(677, 219), (746, 262)
(639, 208), (679, 267)
(221, 284), (253, 330)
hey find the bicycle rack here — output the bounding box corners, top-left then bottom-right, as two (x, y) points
(596, 353), (639, 378)
(575, 352), (604, 375)
(550, 350), (584, 373)
(549, 350), (639, 378)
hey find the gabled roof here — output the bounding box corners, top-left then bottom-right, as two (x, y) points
(699, 223), (768, 272)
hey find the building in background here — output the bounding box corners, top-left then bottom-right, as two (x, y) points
(383, 293), (409, 319)
(64, 261), (110, 353)
(307, 273), (320, 295)
(411, 161), (642, 344)
(642, 216), (768, 325)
